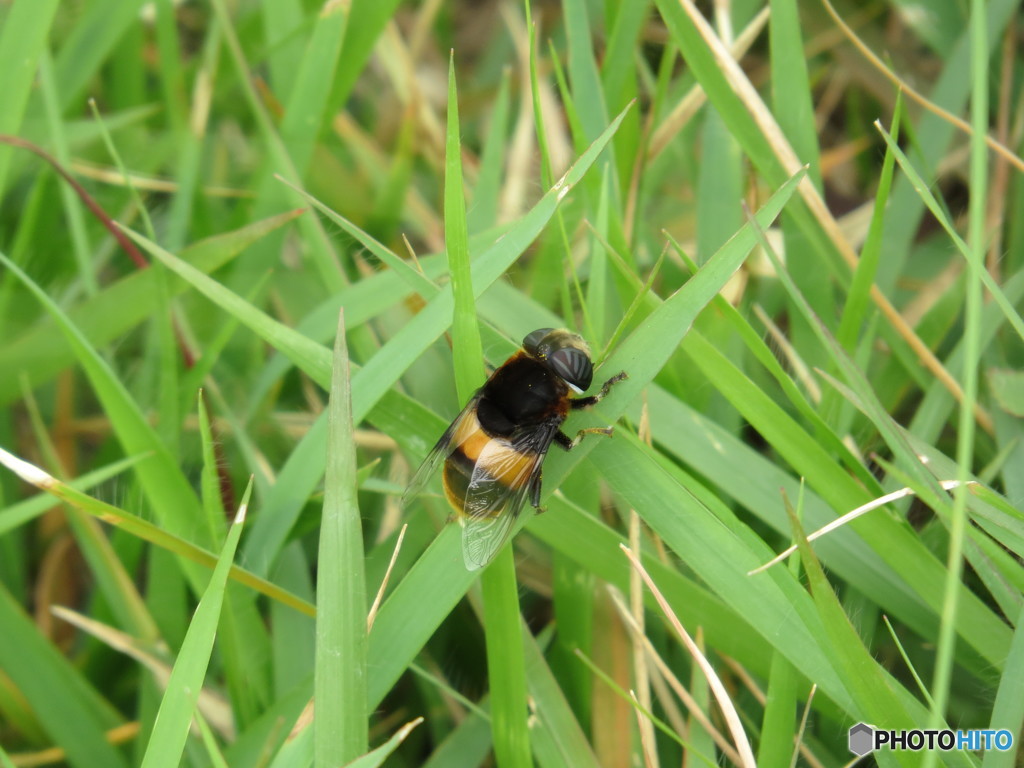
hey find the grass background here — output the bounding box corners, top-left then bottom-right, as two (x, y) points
(0, 1), (1022, 766)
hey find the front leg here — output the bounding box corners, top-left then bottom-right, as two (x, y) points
(570, 371), (628, 410)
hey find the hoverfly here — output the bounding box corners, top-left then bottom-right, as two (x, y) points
(403, 328), (627, 570)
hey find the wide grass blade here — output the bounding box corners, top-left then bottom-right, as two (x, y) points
(314, 312), (368, 766)
(0, 0), (60, 196)
(480, 549), (531, 768)
(0, 586), (128, 768)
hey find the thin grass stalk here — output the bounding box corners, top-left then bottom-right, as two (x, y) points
(924, 0), (988, 757)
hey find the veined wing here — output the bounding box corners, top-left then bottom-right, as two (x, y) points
(401, 392), (482, 509)
(459, 423), (559, 570)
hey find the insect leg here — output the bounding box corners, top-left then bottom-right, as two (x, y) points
(554, 426), (614, 451)
(529, 469), (546, 512)
(570, 371), (628, 409)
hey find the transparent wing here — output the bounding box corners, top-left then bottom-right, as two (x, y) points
(401, 392), (482, 509)
(459, 425), (558, 570)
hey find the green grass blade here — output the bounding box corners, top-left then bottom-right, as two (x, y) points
(197, 390), (228, 545)
(342, 718), (424, 768)
(925, 0), (987, 748)
(367, 167), (807, 719)
(540, 168), (807, 492)
(0, 454), (142, 537)
(314, 312), (368, 766)
(0, 585), (128, 768)
(694, 109), (742, 262)
(871, 0), (1018, 290)
(467, 68), (512, 234)
(38, 50), (96, 295)
(835, 97), (903, 353)
(522, 627), (601, 768)
(481, 548), (532, 768)
(329, 0), (404, 115)
(446, 52), (485, 399)
(0, 251), (209, 552)
(525, 2), (555, 186)
(422, 710), (491, 768)
(756, 626), (799, 766)
(784, 500), (916, 768)
(140, 481), (252, 768)
(982, 602), (1024, 768)
(445, 51), (528, 768)
(0, 446), (315, 618)
(0, 210), (302, 407)
(0, 0), (60, 197)
(768, 0), (821, 189)
(564, 0), (611, 147)
(52, 0), (147, 111)
(206, 0), (341, 293)
(876, 122), (1024, 345)
(277, 5), (346, 178)
(278, 177), (438, 300)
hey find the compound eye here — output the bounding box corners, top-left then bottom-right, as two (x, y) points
(523, 328), (555, 355)
(548, 347), (593, 392)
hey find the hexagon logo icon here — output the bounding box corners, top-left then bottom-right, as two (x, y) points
(849, 722), (874, 756)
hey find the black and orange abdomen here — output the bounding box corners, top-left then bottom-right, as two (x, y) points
(441, 409), (540, 518)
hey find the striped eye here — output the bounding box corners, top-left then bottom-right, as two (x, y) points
(523, 328), (555, 355)
(548, 347), (593, 392)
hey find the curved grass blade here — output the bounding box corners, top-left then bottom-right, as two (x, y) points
(140, 481), (252, 768)
(0, 446), (315, 618)
(342, 718), (424, 768)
